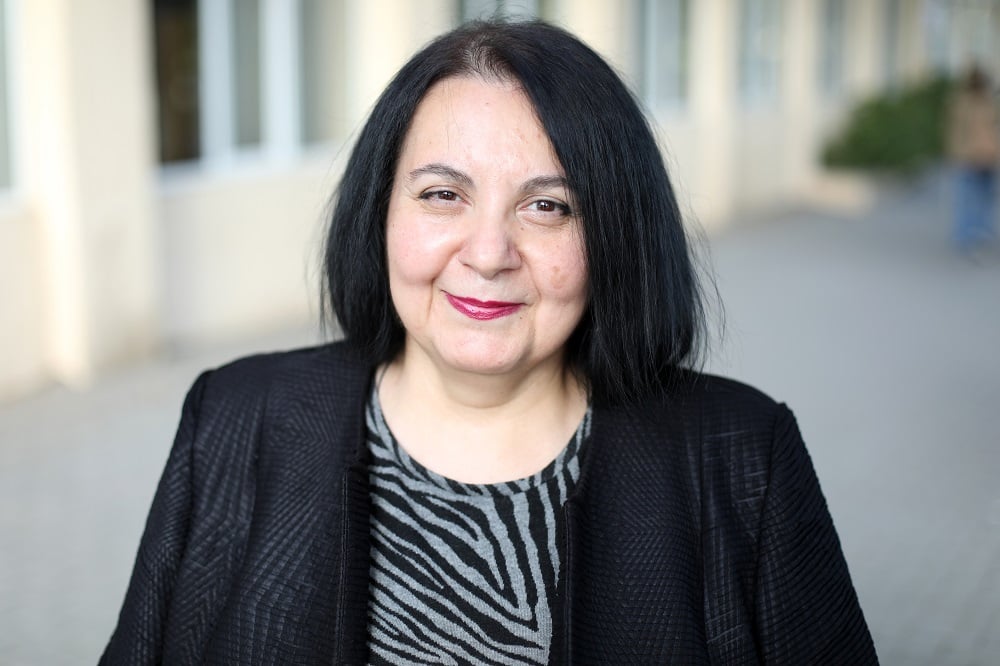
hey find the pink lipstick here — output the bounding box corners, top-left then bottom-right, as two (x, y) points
(445, 293), (522, 320)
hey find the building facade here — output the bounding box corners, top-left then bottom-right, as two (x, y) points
(2, 0), (998, 400)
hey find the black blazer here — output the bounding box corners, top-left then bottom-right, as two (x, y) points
(101, 342), (877, 664)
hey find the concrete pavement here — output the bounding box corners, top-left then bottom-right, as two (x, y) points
(1, 170), (998, 664)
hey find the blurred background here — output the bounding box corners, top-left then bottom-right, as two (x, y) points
(0, 0), (998, 664)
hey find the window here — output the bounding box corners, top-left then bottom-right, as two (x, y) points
(818, 0), (846, 97)
(460, 0), (539, 22)
(923, 0), (951, 74)
(153, 0), (200, 162)
(232, 0), (262, 148)
(152, 0), (341, 165)
(883, 0), (901, 86)
(299, 0), (341, 145)
(642, 0), (690, 109)
(738, 0), (782, 107)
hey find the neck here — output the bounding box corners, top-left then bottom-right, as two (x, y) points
(376, 343), (588, 483)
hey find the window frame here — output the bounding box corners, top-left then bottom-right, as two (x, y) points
(882, 0), (902, 88)
(818, 0), (847, 99)
(737, 0), (783, 109)
(0, 0), (17, 194)
(641, 0), (690, 112)
(459, 0), (540, 23)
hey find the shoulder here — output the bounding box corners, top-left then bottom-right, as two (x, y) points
(589, 370), (799, 511)
(596, 368), (809, 534)
(671, 370), (780, 407)
(182, 340), (374, 456)
(672, 370), (790, 434)
(668, 371), (800, 483)
(171, 339), (375, 518)
(590, 369), (794, 463)
(597, 369), (789, 442)
(190, 340), (372, 413)
(199, 340), (370, 396)
(672, 370), (801, 493)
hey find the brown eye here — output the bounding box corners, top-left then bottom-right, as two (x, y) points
(418, 189), (463, 205)
(527, 199), (571, 216)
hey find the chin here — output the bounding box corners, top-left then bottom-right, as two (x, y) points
(442, 352), (522, 376)
(436, 340), (528, 376)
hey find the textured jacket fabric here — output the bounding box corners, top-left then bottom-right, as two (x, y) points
(100, 342), (878, 665)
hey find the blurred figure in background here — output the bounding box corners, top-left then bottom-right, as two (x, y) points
(947, 62), (1000, 254)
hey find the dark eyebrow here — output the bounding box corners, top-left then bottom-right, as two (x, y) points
(406, 163), (474, 190)
(520, 175), (571, 196)
(407, 165), (572, 198)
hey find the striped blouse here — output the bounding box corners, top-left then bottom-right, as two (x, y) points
(365, 389), (590, 665)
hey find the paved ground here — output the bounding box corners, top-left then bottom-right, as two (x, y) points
(1, 170), (998, 664)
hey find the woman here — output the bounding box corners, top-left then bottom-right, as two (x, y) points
(101, 20), (877, 665)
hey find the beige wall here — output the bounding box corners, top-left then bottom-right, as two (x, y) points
(668, 0), (738, 227)
(1, 0), (158, 398)
(158, 158), (339, 346)
(0, 205), (45, 400)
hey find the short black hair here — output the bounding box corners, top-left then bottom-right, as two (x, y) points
(323, 20), (708, 406)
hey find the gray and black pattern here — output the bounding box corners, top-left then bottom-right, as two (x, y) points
(365, 390), (589, 665)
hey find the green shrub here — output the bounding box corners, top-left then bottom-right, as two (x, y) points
(822, 75), (953, 175)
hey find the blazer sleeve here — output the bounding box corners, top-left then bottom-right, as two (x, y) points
(754, 406), (879, 665)
(99, 372), (209, 666)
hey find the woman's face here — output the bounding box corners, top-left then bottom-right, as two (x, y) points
(385, 76), (588, 380)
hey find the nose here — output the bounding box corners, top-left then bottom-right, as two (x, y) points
(458, 208), (522, 279)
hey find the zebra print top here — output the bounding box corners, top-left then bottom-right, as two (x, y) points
(365, 388), (590, 665)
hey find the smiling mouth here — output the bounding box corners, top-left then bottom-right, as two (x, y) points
(445, 293), (523, 320)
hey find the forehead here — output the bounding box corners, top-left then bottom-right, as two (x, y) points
(415, 74), (528, 118)
(397, 75), (558, 169)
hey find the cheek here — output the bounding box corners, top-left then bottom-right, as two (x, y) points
(545, 244), (588, 302)
(386, 220), (424, 279)
(386, 219), (454, 289)
(386, 231), (413, 280)
(549, 263), (567, 291)
(549, 264), (572, 291)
